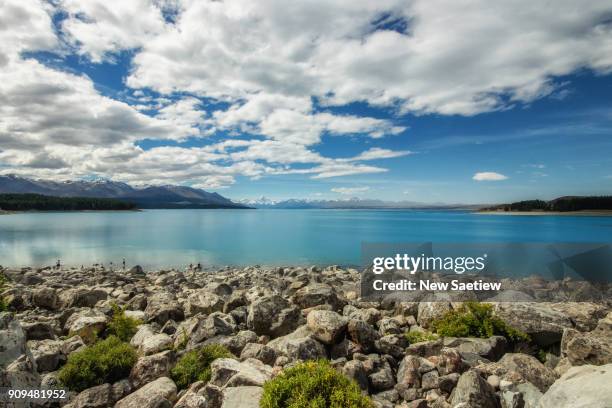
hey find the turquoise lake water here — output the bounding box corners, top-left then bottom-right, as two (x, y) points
(0, 209), (611, 268)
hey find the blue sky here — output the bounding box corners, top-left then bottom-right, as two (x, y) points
(1, 1), (612, 204)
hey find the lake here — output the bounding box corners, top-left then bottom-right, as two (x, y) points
(0, 209), (611, 268)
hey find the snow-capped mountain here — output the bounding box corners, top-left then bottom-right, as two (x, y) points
(237, 196), (475, 209)
(0, 175), (247, 209)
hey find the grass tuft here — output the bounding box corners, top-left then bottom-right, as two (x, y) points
(58, 336), (137, 392)
(170, 344), (233, 390)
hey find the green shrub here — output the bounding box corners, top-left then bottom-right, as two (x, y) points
(405, 330), (438, 344)
(171, 344), (233, 389)
(260, 360), (374, 408)
(106, 303), (141, 342)
(431, 301), (529, 342)
(58, 336), (137, 392)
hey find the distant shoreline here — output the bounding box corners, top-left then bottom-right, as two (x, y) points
(477, 210), (612, 216)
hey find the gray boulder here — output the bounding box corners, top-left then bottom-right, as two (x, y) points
(306, 310), (348, 344)
(209, 358), (273, 388)
(115, 376), (177, 408)
(292, 283), (341, 311)
(221, 386), (263, 408)
(185, 290), (224, 317)
(347, 319), (380, 353)
(240, 343), (277, 366)
(139, 333), (173, 356)
(31, 287), (60, 310)
(561, 325), (612, 366)
(130, 350), (175, 389)
(247, 295), (300, 337)
(266, 326), (327, 362)
(539, 364), (612, 408)
(494, 303), (573, 346)
(60, 288), (107, 308)
(450, 370), (499, 408)
(144, 292), (184, 325)
(64, 308), (108, 344)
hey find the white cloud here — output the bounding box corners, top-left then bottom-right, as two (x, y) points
(345, 148), (412, 161)
(331, 186), (370, 195)
(60, 0), (167, 63)
(111, 0), (612, 116)
(3, 0), (612, 189)
(472, 172), (509, 181)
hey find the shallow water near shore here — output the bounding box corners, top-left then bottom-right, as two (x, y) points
(1, 209), (611, 268)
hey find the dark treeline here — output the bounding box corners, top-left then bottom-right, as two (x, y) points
(483, 196), (612, 212)
(0, 194), (137, 211)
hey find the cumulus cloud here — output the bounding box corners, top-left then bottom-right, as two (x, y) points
(472, 172), (509, 181)
(331, 186), (370, 195)
(2, 0), (612, 189)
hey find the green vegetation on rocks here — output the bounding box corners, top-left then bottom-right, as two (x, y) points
(106, 303), (141, 342)
(170, 344), (233, 389)
(0, 271), (9, 312)
(58, 336), (137, 392)
(431, 301), (529, 342)
(405, 330), (439, 343)
(260, 360), (374, 408)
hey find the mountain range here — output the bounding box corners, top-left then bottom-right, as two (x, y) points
(237, 196), (480, 209)
(0, 175), (247, 209)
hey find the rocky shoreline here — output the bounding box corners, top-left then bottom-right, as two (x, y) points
(1, 265), (611, 408)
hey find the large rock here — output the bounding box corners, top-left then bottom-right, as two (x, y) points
(240, 343), (277, 366)
(27, 339), (64, 372)
(479, 353), (557, 393)
(144, 292), (184, 325)
(189, 312), (236, 346)
(130, 324), (157, 348)
(130, 350), (175, 389)
(539, 364), (612, 408)
(209, 358), (273, 388)
(494, 303), (573, 346)
(207, 330), (258, 356)
(561, 325), (612, 366)
(450, 370), (498, 408)
(31, 287), (60, 310)
(246, 295), (300, 337)
(21, 321), (57, 341)
(0, 312), (29, 367)
(306, 310), (348, 344)
(549, 302), (608, 332)
(60, 288), (107, 308)
(292, 283), (341, 311)
(173, 381), (207, 408)
(64, 308), (108, 344)
(343, 360), (369, 391)
(139, 333), (173, 356)
(417, 302), (452, 329)
(443, 336), (507, 361)
(220, 386), (263, 408)
(115, 376), (177, 408)
(347, 319), (380, 353)
(68, 382), (129, 408)
(0, 313), (40, 394)
(266, 326), (327, 362)
(185, 291), (224, 317)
